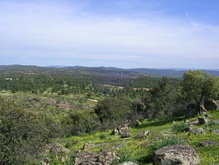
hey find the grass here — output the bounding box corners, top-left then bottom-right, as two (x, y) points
(1, 91), (219, 164)
(54, 110), (219, 165)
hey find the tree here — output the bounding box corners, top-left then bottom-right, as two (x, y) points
(94, 97), (132, 126)
(180, 70), (219, 114)
(143, 77), (177, 119)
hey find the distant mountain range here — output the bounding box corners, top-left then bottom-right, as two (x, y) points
(0, 65), (218, 77)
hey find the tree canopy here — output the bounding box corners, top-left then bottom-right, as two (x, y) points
(180, 70), (219, 114)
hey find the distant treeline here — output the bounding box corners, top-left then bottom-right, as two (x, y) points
(0, 65), (180, 97)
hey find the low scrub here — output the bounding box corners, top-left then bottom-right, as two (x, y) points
(149, 136), (185, 153)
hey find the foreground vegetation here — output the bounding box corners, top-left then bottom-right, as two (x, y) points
(0, 65), (218, 164)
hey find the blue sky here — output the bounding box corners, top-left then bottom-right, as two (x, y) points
(0, 0), (219, 69)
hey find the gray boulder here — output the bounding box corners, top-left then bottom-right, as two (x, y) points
(83, 142), (96, 150)
(121, 131), (131, 138)
(154, 145), (200, 165)
(74, 150), (117, 165)
(135, 130), (149, 139)
(188, 128), (205, 136)
(198, 140), (219, 147)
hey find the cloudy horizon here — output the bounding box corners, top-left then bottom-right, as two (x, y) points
(0, 0), (219, 69)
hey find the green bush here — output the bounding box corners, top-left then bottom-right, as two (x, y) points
(94, 97), (132, 127)
(0, 97), (57, 164)
(61, 109), (100, 136)
(172, 123), (189, 133)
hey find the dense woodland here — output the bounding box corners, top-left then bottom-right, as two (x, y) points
(0, 65), (219, 164)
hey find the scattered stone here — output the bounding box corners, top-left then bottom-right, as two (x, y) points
(188, 128), (205, 136)
(97, 150), (118, 165)
(83, 142), (96, 150)
(108, 145), (123, 150)
(181, 126), (192, 132)
(40, 157), (50, 165)
(189, 120), (199, 126)
(74, 152), (98, 165)
(111, 121), (131, 136)
(198, 140), (219, 147)
(198, 117), (208, 125)
(111, 128), (119, 135)
(121, 131), (131, 138)
(74, 150), (117, 165)
(154, 145), (200, 165)
(212, 129), (219, 134)
(135, 130), (149, 139)
(119, 161), (138, 165)
(44, 142), (70, 155)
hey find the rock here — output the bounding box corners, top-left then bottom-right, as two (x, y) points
(44, 142), (70, 155)
(120, 131), (131, 138)
(111, 121), (131, 136)
(74, 152), (98, 165)
(79, 161), (102, 165)
(119, 161), (138, 165)
(198, 117), (208, 125)
(188, 128), (205, 136)
(181, 126), (192, 132)
(97, 150), (117, 165)
(189, 120), (199, 126)
(40, 157), (50, 165)
(40, 143), (70, 164)
(154, 145), (200, 165)
(83, 142), (96, 150)
(212, 129), (219, 134)
(108, 145), (123, 150)
(198, 140), (219, 147)
(204, 100), (219, 111)
(74, 150), (117, 165)
(111, 128), (119, 135)
(135, 130), (149, 139)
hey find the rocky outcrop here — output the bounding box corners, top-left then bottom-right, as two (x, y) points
(83, 142), (96, 150)
(198, 117), (209, 125)
(74, 150), (117, 165)
(204, 100), (219, 111)
(111, 121), (132, 138)
(188, 128), (205, 136)
(40, 142), (70, 164)
(154, 145), (200, 165)
(134, 130), (150, 139)
(120, 131), (131, 138)
(198, 140), (219, 147)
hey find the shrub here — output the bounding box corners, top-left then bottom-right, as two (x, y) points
(113, 152), (137, 164)
(149, 136), (185, 153)
(61, 110), (100, 136)
(0, 97), (56, 164)
(94, 97), (132, 128)
(172, 123), (189, 133)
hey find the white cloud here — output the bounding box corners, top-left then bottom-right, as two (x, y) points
(0, 0), (218, 69)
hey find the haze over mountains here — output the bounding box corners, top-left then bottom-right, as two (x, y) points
(0, 65), (218, 77)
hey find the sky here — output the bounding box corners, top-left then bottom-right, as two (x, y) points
(0, 0), (219, 69)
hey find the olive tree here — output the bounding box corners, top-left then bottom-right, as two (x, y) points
(180, 70), (219, 114)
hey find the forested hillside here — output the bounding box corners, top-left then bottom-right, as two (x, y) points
(0, 65), (219, 164)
